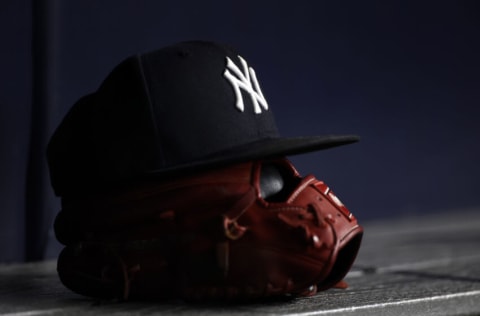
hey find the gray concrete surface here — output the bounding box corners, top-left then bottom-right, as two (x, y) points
(1, 209), (479, 315)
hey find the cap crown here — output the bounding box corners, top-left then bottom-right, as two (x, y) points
(48, 41), (278, 195)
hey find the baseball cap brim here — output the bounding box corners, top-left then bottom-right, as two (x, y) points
(144, 134), (359, 178)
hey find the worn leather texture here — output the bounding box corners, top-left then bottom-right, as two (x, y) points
(55, 159), (363, 301)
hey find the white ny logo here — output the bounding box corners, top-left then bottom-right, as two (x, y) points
(223, 56), (269, 114)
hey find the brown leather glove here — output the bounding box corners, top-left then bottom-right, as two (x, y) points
(55, 158), (363, 301)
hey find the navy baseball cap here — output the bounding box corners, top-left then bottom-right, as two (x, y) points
(47, 41), (359, 196)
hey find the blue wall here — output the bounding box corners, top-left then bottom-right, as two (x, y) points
(1, 0), (479, 261)
(54, 1), (480, 218)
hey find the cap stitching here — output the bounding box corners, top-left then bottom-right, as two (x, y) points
(136, 54), (166, 168)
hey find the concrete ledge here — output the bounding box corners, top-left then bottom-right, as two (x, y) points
(1, 209), (479, 315)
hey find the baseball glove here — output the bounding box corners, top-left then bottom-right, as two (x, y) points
(54, 158), (363, 301)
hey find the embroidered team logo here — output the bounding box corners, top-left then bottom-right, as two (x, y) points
(223, 56), (269, 114)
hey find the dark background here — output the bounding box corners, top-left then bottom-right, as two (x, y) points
(1, 0), (479, 262)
